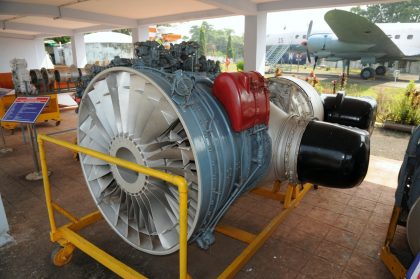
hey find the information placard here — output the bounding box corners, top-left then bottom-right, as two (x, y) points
(1, 96), (50, 124)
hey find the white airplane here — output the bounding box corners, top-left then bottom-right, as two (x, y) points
(267, 9), (420, 79)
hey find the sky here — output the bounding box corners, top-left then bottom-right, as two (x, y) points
(172, 6), (355, 38)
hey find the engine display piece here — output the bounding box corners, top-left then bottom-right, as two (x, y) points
(78, 67), (271, 254)
(77, 43), (372, 256)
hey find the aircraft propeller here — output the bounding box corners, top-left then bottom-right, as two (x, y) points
(307, 20), (313, 40)
(305, 20), (313, 64)
(313, 56), (319, 71)
(303, 20), (318, 69)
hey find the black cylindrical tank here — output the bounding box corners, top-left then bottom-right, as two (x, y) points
(321, 93), (377, 133)
(297, 120), (370, 188)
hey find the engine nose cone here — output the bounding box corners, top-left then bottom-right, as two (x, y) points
(109, 136), (147, 194)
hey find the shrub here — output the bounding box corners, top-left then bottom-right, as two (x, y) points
(375, 89), (393, 123)
(388, 81), (420, 125)
(236, 60), (244, 71)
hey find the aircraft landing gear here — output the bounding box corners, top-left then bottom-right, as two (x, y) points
(360, 67), (375, 79)
(375, 65), (386, 75)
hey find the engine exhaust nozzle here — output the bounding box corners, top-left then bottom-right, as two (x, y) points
(264, 103), (370, 188)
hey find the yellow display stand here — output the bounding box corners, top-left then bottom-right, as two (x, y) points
(38, 134), (312, 279)
(1, 94), (62, 130)
(380, 206), (407, 279)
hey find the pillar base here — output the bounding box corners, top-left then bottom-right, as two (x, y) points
(0, 148), (13, 154)
(25, 170), (51, 181)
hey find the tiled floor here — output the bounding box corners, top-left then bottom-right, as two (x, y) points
(0, 109), (409, 278)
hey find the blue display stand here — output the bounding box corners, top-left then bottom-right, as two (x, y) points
(1, 96), (50, 124)
(1, 96), (51, 180)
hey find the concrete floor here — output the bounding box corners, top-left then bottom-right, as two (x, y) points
(0, 109), (411, 278)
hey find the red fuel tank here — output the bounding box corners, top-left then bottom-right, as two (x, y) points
(212, 72), (270, 132)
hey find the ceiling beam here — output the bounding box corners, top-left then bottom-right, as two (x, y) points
(0, 1), (136, 27)
(74, 25), (116, 34)
(137, 8), (232, 25)
(60, 8), (136, 27)
(0, 32), (35, 40)
(2, 22), (73, 36)
(257, 0), (404, 12)
(195, 0), (257, 15)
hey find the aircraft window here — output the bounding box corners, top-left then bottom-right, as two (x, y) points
(408, 35), (414, 39)
(387, 34), (392, 38)
(395, 35), (400, 39)
(303, 35), (307, 39)
(295, 35), (300, 39)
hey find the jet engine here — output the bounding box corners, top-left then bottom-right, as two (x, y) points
(78, 67), (369, 255)
(77, 66), (370, 255)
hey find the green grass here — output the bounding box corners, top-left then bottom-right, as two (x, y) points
(277, 64), (361, 75)
(318, 81), (404, 98)
(220, 62), (238, 72)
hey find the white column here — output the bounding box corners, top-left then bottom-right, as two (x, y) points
(131, 25), (149, 43)
(0, 195), (13, 247)
(71, 32), (87, 67)
(33, 38), (47, 68)
(244, 12), (267, 74)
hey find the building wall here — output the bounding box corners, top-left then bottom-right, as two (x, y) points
(54, 42), (133, 66)
(0, 37), (52, 72)
(86, 43), (133, 64)
(407, 61), (420, 74)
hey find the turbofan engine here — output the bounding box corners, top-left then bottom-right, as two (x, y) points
(77, 67), (370, 255)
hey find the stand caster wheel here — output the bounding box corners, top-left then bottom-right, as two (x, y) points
(51, 245), (74, 267)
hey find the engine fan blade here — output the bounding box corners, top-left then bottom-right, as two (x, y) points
(127, 74), (146, 135)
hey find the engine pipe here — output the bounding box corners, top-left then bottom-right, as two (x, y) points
(54, 67), (81, 82)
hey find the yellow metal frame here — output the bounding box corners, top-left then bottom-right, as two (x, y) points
(215, 183), (312, 278)
(37, 134), (189, 279)
(37, 134), (312, 279)
(380, 206), (407, 279)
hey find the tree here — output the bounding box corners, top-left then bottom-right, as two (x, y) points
(189, 21), (244, 59)
(226, 34), (233, 59)
(48, 36), (71, 44)
(113, 29), (132, 35)
(199, 24), (207, 56)
(350, 1), (420, 23)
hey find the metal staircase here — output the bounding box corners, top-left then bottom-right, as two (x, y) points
(266, 44), (291, 68)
